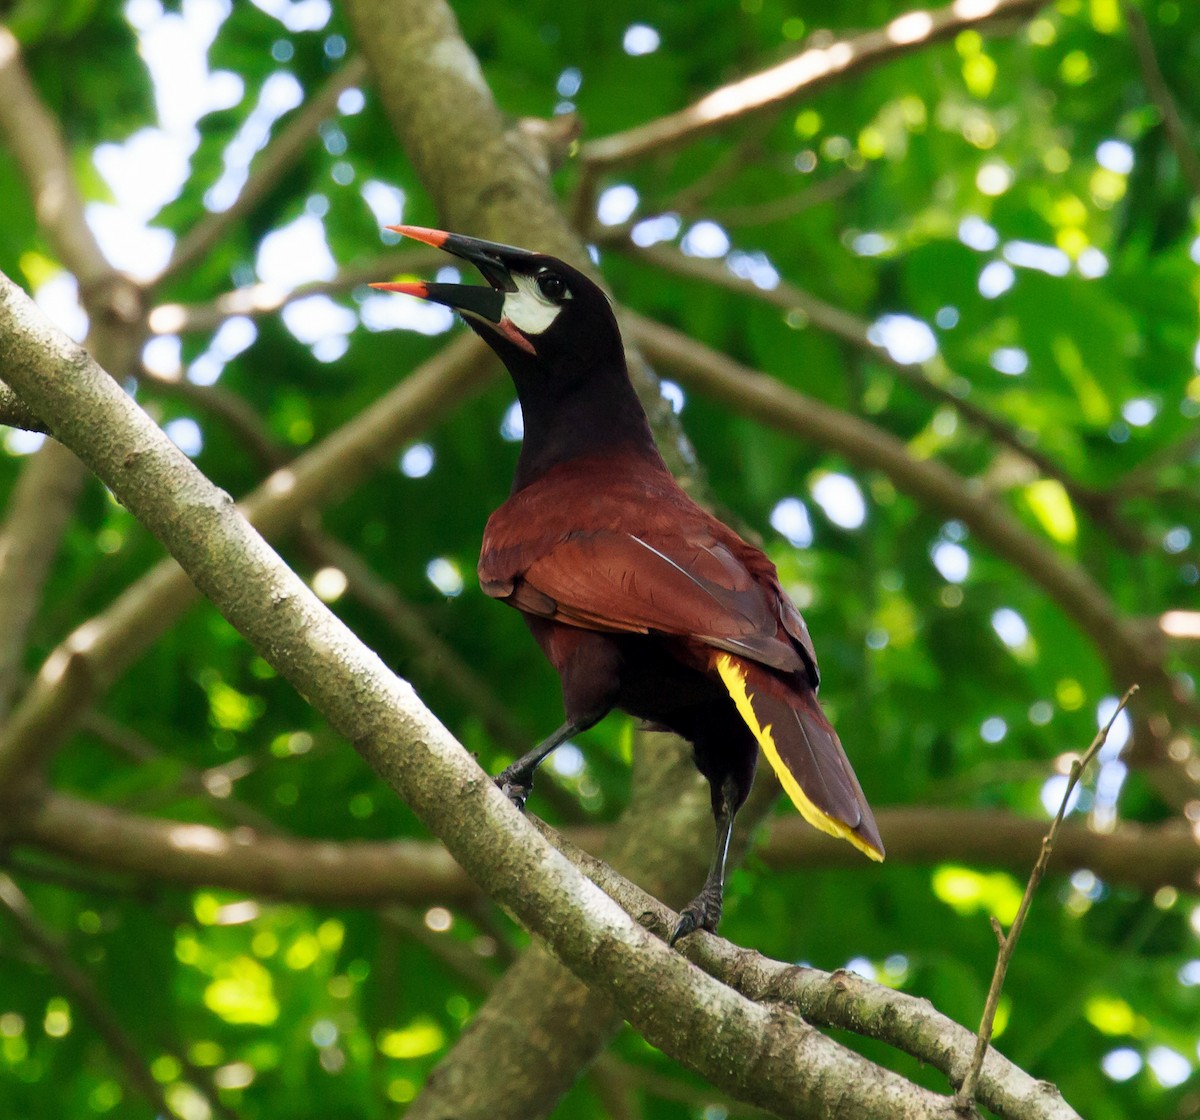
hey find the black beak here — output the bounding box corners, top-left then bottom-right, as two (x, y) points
(370, 225), (538, 323)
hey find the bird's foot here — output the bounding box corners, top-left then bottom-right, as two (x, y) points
(493, 767), (533, 811)
(668, 884), (723, 947)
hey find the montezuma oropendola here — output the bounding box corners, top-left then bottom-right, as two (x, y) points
(374, 226), (883, 943)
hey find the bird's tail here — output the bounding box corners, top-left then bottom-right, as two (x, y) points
(714, 653), (884, 861)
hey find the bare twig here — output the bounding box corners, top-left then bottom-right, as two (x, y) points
(81, 710), (283, 834)
(157, 56), (369, 286)
(953, 684), (1140, 1112)
(379, 905), (498, 992)
(1111, 426), (1200, 500)
(1124, 3), (1200, 201)
(706, 167), (864, 228)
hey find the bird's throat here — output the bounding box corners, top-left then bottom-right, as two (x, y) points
(511, 369), (661, 493)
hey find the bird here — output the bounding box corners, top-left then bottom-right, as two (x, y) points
(373, 225), (883, 944)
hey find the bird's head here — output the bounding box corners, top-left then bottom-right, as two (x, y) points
(371, 226), (619, 372)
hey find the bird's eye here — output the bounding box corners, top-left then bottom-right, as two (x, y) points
(536, 270), (567, 302)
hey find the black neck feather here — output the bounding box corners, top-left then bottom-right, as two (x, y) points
(508, 355), (662, 492)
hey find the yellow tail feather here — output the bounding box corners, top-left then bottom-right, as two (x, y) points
(715, 653), (883, 861)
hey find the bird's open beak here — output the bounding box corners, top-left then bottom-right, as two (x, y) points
(370, 225), (537, 325)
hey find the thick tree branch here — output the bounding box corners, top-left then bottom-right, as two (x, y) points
(138, 357), (552, 799)
(0, 266), (955, 1120)
(0, 329), (494, 794)
(534, 822), (1081, 1120)
(0, 380), (47, 432)
(15, 795), (1196, 906)
(157, 56), (370, 286)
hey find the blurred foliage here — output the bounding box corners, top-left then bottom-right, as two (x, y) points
(1, 0), (1199, 1117)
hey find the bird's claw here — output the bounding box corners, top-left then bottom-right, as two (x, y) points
(668, 886), (723, 947)
(494, 770), (532, 810)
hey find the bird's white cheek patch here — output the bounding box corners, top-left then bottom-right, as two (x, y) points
(502, 283), (563, 335)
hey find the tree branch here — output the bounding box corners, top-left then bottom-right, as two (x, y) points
(157, 56), (370, 286)
(0, 25), (112, 286)
(533, 821), (1081, 1120)
(0, 380), (47, 432)
(628, 313), (1196, 760)
(0, 262), (956, 1120)
(137, 358), (549, 793)
(147, 246), (446, 335)
(16, 794), (1197, 908)
(0, 440), (88, 718)
(618, 240), (1143, 548)
(0, 326), (494, 795)
(574, 0), (1047, 216)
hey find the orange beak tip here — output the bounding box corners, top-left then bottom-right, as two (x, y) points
(370, 280), (429, 297)
(384, 224), (449, 247)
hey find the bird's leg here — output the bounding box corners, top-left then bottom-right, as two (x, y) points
(669, 774), (739, 946)
(494, 721), (581, 810)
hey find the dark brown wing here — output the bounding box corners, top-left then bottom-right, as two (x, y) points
(478, 454), (812, 677)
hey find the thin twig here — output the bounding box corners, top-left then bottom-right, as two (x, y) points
(953, 683), (1140, 1112)
(379, 905), (498, 992)
(706, 167), (863, 228)
(81, 710), (283, 834)
(157, 56), (369, 286)
(1111, 426), (1200, 500)
(1123, 3), (1200, 201)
